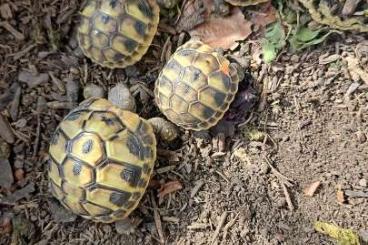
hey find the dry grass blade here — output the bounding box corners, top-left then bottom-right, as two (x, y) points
(151, 194), (165, 244)
(210, 211), (228, 244)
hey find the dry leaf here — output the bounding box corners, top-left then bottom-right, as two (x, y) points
(304, 181), (321, 197)
(190, 8), (252, 49)
(250, 2), (277, 29)
(158, 180), (183, 199)
(345, 55), (368, 84)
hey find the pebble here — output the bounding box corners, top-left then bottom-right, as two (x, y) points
(359, 179), (367, 187)
(83, 84), (105, 99)
(356, 131), (367, 143)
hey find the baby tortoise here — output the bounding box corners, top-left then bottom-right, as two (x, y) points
(48, 84), (177, 223)
(78, 0), (160, 68)
(154, 40), (240, 131)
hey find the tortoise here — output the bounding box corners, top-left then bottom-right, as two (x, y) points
(48, 84), (177, 223)
(77, 0), (160, 69)
(154, 40), (240, 131)
(224, 0), (268, 6)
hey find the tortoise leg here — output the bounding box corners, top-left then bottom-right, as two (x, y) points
(115, 217), (141, 234)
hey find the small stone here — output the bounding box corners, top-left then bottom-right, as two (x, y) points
(358, 179), (367, 187)
(356, 131), (367, 143)
(83, 84), (105, 99)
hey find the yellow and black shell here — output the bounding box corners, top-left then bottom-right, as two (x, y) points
(224, 0), (268, 6)
(48, 98), (156, 223)
(154, 40), (239, 131)
(77, 0), (160, 69)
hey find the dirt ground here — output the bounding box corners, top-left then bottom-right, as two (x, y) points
(0, 1), (367, 245)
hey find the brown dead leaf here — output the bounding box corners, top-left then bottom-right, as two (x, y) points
(304, 181), (321, 197)
(250, 2), (277, 29)
(190, 8), (252, 49)
(158, 180), (183, 199)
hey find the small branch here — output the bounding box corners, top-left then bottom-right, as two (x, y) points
(210, 211), (228, 244)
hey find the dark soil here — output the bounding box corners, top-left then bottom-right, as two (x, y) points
(0, 1), (367, 245)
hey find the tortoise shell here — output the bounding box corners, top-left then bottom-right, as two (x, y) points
(48, 98), (156, 223)
(154, 40), (239, 131)
(77, 0), (160, 69)
(224, 0), (268, 6)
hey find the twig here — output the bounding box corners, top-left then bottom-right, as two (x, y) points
(281, 182), (294, 212)
(210, 212), (228, 244)
(222, 212), (240, 241)
(263, 156), (293, 187)
(151, 193), (165, 244)
(32, 114), (41, 158)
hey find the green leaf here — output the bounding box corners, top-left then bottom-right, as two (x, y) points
(262, 40), (278, 63)
(261, 22), (286, 63)
(295, 27), (321, 42)
(289, 27), (340, 51)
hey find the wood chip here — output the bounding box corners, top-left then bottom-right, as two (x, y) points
(49, 72), (65, 94)
(336, 189), (346, 204)
(18, 71), (49, 88)
(318, 54), (340, 65)
(157, 149), (180, 162)
(345, 82), (360, 97)
(0, 159), (14, 189)
(0, 82), (20, 111)
(9, 84), (21, 121)
(0, 183), (35, 205)
(162, 216), (179, 224)
(345, 190), (368, 198)
(304, 181), (321, 197)
(0, 114), (15, 144)
(342, 0), (361, 16)
(158, 180), (183, 199)
(187, 223), (210, 230)
(190, 180), (204, 198)
(0, 21), (24, 40)
(0, 3), (12, 19)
